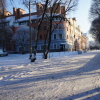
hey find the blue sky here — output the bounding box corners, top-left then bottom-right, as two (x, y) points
(69, 0), (91, 33)
(68, 0), (93, 40)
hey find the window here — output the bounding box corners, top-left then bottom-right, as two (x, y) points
(41, 45), (44, 50)
(0, 22), (9, 26)
(19, 47), (23, 51)
(0, 23), (3, 26)
(40, 35), (42, 39)
(53, 44), (57, 49)
(54, 34), (56, 39)
(59, 34), (62, 39)
(44, 26), (46, 30)
(14, 22), (18, 26)
(52, 24), (56, 29)
(19, 21), (27, 25)
(53, 17), (61, 21)
(70, 29), (71, 33)
(44, 35), (46, 39)
(67, 27), (68, 31)
(34, 27), (37, 30)
(39, 27), (42, 31)
(71, 30), (73, 34)
(32, 20), (36, 23)
(43, 19), (47, 22)
(4, 22), (9, 26)
(58, 24), (63, 29)
(41, 45), (47, 50)
(53, 18), (56, 21)
(37, 45), (40, 50)
(67, 35), (68, 39)
(32, 46), (35, 51)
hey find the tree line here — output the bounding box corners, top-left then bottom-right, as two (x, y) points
(89, 0), (100, 44)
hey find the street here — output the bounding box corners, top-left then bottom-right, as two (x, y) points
(0, 50), (100, 100)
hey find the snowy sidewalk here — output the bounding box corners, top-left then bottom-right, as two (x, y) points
(0, 50), (100, 100)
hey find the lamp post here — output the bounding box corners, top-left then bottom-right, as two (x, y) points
(29, 0), (32, 59)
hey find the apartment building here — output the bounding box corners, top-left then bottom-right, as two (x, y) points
(81, 33), (89, 50)
(0, 3), (88, 52)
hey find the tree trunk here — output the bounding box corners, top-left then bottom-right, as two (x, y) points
(35, 0), (49, 59)
(21, 46), (25, 54)
(43, 50), (48, 59)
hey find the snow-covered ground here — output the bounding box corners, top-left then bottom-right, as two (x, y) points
(0, 50), (100, 100)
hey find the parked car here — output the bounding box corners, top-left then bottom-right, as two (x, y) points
(0, 49), (8, 57)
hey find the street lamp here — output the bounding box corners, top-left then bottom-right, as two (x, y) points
(29, 0), (32, 59)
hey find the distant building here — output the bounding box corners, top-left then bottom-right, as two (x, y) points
(81, 33), (89, 50)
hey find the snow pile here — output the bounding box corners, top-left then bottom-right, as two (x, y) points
(0, 50), (100, 100)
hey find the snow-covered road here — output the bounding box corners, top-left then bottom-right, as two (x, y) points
(0, 50), (100, 100)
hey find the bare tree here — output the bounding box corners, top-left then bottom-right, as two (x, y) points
(34, 0), (78, 59)
(89, 16), (100, 43)
(0, 26), (13, 51)
(0, 0), (14, 51)
(89, 0), (100, 43)
(0, 0), (6, 8)
(12, 26), (37, 54)
(89, 0), (100, 21)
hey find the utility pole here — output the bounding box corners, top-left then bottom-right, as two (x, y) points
(29, 0), (32, 59)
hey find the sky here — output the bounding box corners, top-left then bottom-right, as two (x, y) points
(68, 0), (92, 40)
(69, 0), (92, 33)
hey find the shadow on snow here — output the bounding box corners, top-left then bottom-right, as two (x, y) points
(0, 53), (100, 87)
(60, 87), (100, 100)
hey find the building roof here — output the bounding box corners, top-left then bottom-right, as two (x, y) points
(0, 16), (15, 23)
(17, 15), (38, 22)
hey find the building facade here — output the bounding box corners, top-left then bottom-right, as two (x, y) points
(0, 3), (89, 52)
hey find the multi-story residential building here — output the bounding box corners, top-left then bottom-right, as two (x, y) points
(81, 33), (89, 50)
(0, 3), (89, 52)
